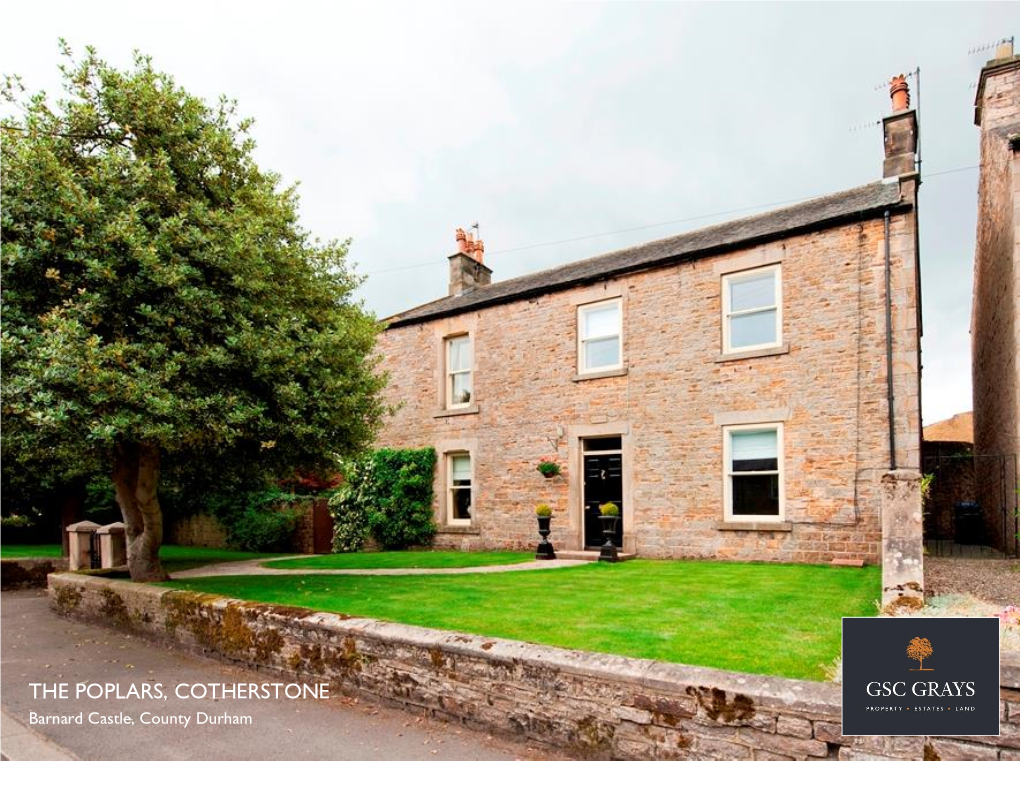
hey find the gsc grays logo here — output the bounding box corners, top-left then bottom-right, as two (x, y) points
(842, 617), (999, 736)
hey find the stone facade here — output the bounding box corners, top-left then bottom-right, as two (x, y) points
(972, 49), (1020, 555)
(48, 574), (1020, 761)
(376, 195), (922, 565)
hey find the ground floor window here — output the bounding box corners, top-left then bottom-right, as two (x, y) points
(723, 423), (783, 521)
(448, 452), (472, 524)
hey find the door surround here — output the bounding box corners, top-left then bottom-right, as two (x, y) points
(565, 422), (635, 553)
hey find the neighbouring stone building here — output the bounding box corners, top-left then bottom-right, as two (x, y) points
(376, 81), (923, 567)
(972, 42), (1020, 556)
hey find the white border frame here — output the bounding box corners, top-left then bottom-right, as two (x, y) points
(721, 263), (782, 354)
(722, 422), (785, 523)
(576, 298), (623, 375)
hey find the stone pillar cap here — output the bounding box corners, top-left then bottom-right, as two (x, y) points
(66, 520), (102, 532)
(97, 522), (126, 534)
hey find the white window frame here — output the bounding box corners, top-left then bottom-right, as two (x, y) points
(445, 334), (472, 410)
(722, 422), (784, 523)
(447, 452), (472, 526)
(577, 298), (623, 375)
(721, 264), (782, 354)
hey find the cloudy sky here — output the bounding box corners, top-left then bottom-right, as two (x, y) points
(3, 2), (1015, 425)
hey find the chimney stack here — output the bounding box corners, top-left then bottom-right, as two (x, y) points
(882, 74), (918, 179)
(449, 227), (492, 297)
(974, 39), (1019, 127)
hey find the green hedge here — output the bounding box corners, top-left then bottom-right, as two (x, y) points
(329, 448), (437, 551)
(207, 486), (305, 553)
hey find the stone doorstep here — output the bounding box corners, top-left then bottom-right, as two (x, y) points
(555, 551), (637, 562)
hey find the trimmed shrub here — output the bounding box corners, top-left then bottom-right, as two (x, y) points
(328, 448), (437, 551)
(208, 487), (304, 553)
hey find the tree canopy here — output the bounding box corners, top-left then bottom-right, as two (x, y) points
(1, 45), (388, 579)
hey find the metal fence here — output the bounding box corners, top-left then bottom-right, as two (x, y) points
(922, 451), (1018, 559)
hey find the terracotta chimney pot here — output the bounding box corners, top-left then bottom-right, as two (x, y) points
(474, 239), (485, 264)
(455, 228), (468, 254)
(890, 75), (910, 112)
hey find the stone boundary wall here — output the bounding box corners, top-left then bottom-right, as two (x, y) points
(166, 502), (317, 554)
(48, 573), (1020, 761)
(165, 513), (229, 549)
(2, 557), (68, 590)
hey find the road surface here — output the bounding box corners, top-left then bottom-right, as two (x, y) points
(1, 589), (557, 761)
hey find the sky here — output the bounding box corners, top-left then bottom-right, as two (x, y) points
(2, 1), (1016, 426)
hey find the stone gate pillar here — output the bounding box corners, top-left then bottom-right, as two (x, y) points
(881, 470), (924, 612)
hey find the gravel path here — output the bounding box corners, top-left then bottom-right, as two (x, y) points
(172, 556), (587, 580)
(924, 557), (1020, 607)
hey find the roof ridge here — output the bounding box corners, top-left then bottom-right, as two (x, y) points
(386, 179), (905, 328)
(480, 180), (893, 290)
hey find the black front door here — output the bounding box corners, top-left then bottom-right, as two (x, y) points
(583, 446), (623, 549)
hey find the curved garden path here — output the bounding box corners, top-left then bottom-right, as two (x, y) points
(171, 556), (588, 580)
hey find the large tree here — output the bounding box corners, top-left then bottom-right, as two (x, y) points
(2, 45), (388, 581)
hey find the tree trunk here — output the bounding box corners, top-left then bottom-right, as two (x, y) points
(59, 483), (86, 558)
(112, 442), (168, 582)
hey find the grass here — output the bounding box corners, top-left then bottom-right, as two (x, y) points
(0, 543), (281, 572)
(0, 544), (64, 559)
(263, 551), (533, 570)
(165, 559), (880, 680)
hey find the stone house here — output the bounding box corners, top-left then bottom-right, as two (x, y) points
(972, 42), (1020, 556)
(375, 82), (923, 565)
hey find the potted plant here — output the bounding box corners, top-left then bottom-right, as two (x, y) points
(536, 457), (561, 478)
(534, 504), (556, 560)
(597, 501), (620, 563)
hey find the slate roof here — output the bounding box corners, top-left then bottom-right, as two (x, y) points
(385, 180), (907, 328)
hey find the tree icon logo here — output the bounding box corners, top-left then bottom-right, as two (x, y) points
(907, 637), (934, 671)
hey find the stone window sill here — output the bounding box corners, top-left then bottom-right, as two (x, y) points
(572, 367), (628, 383)
(433, 404), (480, 419)
(716, 521), (792, 532)
(715, 343), (790, 364)
(438, 524), (480, 535)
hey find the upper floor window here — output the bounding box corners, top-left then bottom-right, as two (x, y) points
(722, 265), (782, 353)
(723, 423), (784, 522)
(446, 335), (472, 408)
(577, 298), (622, 374)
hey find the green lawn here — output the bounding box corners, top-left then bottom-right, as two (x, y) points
(0, 544), (64, 559)
(165, 560), (879, 680)
(0, 543), (281, 571)
(263, 551), (533, 570)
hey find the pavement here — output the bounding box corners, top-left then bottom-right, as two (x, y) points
(173, 556), (588, 579)
(1, 590), (558, 761)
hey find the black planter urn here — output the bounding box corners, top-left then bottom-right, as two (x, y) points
(535, 516), (556, 560)
(598, 515), (620, 563)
